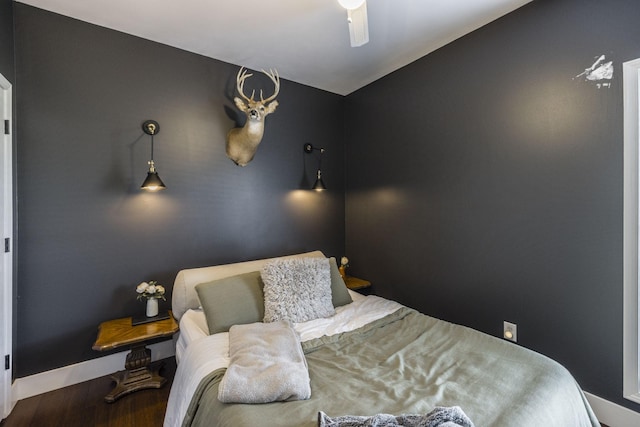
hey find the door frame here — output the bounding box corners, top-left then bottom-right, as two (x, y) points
(0, 71), (13, 420)
(623, 57), (640, 404)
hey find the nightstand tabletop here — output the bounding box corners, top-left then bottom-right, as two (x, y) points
(344, 276), (371, 290)
(93, 311), (178, 351)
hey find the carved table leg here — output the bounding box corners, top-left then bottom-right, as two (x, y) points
(104, 344), (166, 403)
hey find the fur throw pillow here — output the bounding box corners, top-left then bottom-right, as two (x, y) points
(261, 257), (335, 323)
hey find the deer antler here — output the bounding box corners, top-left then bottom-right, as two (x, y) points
(236, 67), (280, 104)
(260, 68), (280, 103)
(236, 67), (255, 102)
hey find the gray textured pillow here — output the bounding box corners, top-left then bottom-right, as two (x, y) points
(195, 271), (264, 334)
(328, 257), (353, 307)
(261, 257), (336, 323)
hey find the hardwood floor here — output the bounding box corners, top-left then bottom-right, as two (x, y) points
(1, 357), (176, 427)
(1, 357), (611, 427)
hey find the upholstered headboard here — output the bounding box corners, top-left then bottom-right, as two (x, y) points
(171, 250), (325, 320)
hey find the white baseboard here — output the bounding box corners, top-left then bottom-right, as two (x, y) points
(585, 392), (640, 427)
(11, 340), (175, 402)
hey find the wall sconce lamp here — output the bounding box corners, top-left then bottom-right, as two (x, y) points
(140, 120), (166, 191)
(303, 143), (326, 191)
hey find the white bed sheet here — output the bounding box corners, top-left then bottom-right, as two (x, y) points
(175, 307), (209, 364)
(165, 292), (403, 427)
(175, 291), (374, 363)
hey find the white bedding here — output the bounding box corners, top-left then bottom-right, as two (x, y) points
(165, 292), (403, 427)
(175, 290), (377, 363)
(175, 308), (209, 364)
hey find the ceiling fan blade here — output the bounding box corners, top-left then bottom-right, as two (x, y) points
(347, 1), (369, 47)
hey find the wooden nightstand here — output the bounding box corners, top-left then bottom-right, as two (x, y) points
(93, 311), (179, 403)
(344, 276), (371, 291)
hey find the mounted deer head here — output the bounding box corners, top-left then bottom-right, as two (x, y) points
(226, 67), (280, 166)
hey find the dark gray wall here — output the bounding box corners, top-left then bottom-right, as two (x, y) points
(14, 4), (345, 377)
(0, 0), (14, 82)
(345, 0), (640, 413)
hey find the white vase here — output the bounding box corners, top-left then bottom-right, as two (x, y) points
(146, 298), (159, 317)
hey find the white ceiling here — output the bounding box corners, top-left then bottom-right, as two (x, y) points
(16, 0), (533, 95)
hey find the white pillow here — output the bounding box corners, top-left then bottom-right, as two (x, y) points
(261, 257), (335, 323)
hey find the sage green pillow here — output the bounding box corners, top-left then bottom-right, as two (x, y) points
(195, 271), (264, 334)
(329, 257), (353, 307)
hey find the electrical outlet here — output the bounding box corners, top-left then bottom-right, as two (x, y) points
(503, 321), (517, 342)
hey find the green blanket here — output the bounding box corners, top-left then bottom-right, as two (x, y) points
(183, 308), (599, 427)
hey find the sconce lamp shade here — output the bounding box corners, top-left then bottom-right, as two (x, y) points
(313, 170), (326, 191)
(141, 168), (166, 192)
(140, 120), (166, 191)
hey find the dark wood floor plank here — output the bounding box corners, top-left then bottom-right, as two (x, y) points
(43, 377), (92, 427)
(1, 357), (176, 427)
(0, 393), (39, 427)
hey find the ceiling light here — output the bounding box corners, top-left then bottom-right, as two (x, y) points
(338, 0), (365, 10)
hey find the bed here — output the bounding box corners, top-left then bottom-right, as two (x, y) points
(163, 251), (600, 427)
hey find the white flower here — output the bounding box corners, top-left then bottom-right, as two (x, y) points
(136, 282), (149, 293)
(341, 256), (349, 267)
(136, 280), (166, 301)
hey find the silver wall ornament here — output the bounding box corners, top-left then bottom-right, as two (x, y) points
(574, 54), (613, 89)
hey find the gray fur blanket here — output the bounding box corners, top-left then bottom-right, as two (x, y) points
(317, 406), (475, 427)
